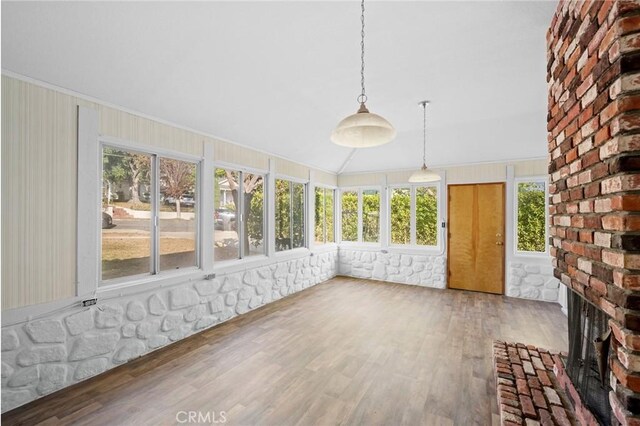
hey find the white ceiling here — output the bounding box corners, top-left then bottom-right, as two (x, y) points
(2, 1), (556, 174)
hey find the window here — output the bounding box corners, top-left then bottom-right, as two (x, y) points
(315, 187), (335, 244)
(101, 146), (199, 283)
(390, 187), (410, 244)
(276, 179), (306, 251)
(516, 180), (546, 253)
(362, 189), (380, 243)
(340, 188), (380, 243)
(341, 190), (358, 242)
(416, 186), (438, 246)
(214, 168), (265, 261)
(390, 185), (439, 247)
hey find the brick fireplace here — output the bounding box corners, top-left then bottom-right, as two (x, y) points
(547, 0), (640, 424)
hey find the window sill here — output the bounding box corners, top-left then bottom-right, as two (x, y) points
(97, 268), (204, 299)
(212, 255), (271, 276)
(387, 245), (443, 256)
(312, 243), (338, 254)
(512, 251), (551, 261)
(274, 247), (310, 260)
(339, 241), (381, 247)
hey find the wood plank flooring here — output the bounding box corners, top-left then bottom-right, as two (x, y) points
(2, 277), (568, 426)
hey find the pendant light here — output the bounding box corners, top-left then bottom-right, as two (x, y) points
(331, 0), (395, 148)
(409, 101), (440, 183)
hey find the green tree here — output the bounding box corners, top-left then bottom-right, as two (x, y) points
(315, 187), (325, 243)
(390, 188), (410, 244)
(275, 179), (291, 250)
(102, 148), (150, 205)
(416, 187), (437, 246)
(215, 169), (264, 251)
(341, 191), (358, 241)
(362, 191), (380, 243)
(160, 159), (195, 218)
(517, 182), (546, 252)
(291, 182), (305, 248)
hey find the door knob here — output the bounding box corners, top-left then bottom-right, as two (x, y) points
(496, 242), (504, 245)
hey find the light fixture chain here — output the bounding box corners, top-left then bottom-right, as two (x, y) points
(360, 0), (366, 102)
(422, 102), (427, 166)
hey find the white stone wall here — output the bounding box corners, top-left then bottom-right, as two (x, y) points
(339, 248), (560, 304)
(506, 260), (560, 302)
(1, 251), (337, 413)
(338, 249), (446, 289)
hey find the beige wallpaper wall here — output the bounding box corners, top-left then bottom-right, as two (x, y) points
(2, 74), (541, 310)
(1, 75), (336, 310)
(337, 158), (547, 187)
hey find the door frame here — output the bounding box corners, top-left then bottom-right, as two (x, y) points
(446, 182), (506, 294)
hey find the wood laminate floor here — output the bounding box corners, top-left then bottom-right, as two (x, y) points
(3, 277), (568, 426)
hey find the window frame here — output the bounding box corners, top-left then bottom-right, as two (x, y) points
(339, 186), (382, 246)
(513, 175), (549, 258)
(313, 184), (337, 246)
(213, 161), (269, 267)
(99, 136), (203, 287)
(275, 174), (309, 253)
(387, 182), (441, 251)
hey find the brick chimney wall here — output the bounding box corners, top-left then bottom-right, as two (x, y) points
(547, 0), (640, 423)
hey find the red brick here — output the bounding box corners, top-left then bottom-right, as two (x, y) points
(516, 378), (531, 396)
(537, 369), (553, 387)
(612, 358), (640, 393)
(531, 387), (548, 409)
(551, 405), (572, 426)
(619, 15), (640, 35)
(513, 364), (525, 379)
(519, 395), (537, 419)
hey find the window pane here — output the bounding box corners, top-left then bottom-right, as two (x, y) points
(362, 189), (380, 243)
(214, 168), (239, 261)
(275, 179), (291, 251)
(517, 181), (546, 252)
(390, 188), (411, 245)
(292, 182), (305, 249)
(315, 187), (326, 244)
(326, 190), (335, 243)
(341, 190), (358, 242)
(101, 148), (152, 281)
(159, 158), (197, 271)
(244, 173), (265, 257)
(416, 186), (438, 246)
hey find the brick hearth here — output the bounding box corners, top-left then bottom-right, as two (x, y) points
(493, 341), (575, 426)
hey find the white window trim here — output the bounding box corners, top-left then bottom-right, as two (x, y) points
(513, 175), (549, 258)
(274, 174), (309, 252)
(98, 137), (204, 288)
(312, 184), (338, 247)
(77, 106), (100, 298)
(338, 186), (382, 246)
(387, 182), (442, 253)
(212, 162), (269, 262)
(77, 108), (212, 298)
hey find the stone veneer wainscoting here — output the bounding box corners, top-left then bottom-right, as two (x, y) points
(338, 249), (446, 289)
(0, 251), (338, 412)
(507, 261), (562, 302)
(340, 248), (562, 303)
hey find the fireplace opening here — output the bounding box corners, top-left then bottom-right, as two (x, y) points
(564, 289), (612, 425)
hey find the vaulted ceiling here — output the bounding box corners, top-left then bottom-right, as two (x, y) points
(2, 1), (556, 173)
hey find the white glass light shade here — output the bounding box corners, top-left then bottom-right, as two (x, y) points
(408, 165), (441, 183)
(331, 109), (396, 148)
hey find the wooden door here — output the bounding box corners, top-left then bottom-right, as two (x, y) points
(447, 183), (505, 294)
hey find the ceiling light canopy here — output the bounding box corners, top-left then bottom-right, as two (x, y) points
(331, 0), (395, 148)
(409, 101), (441, 183)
